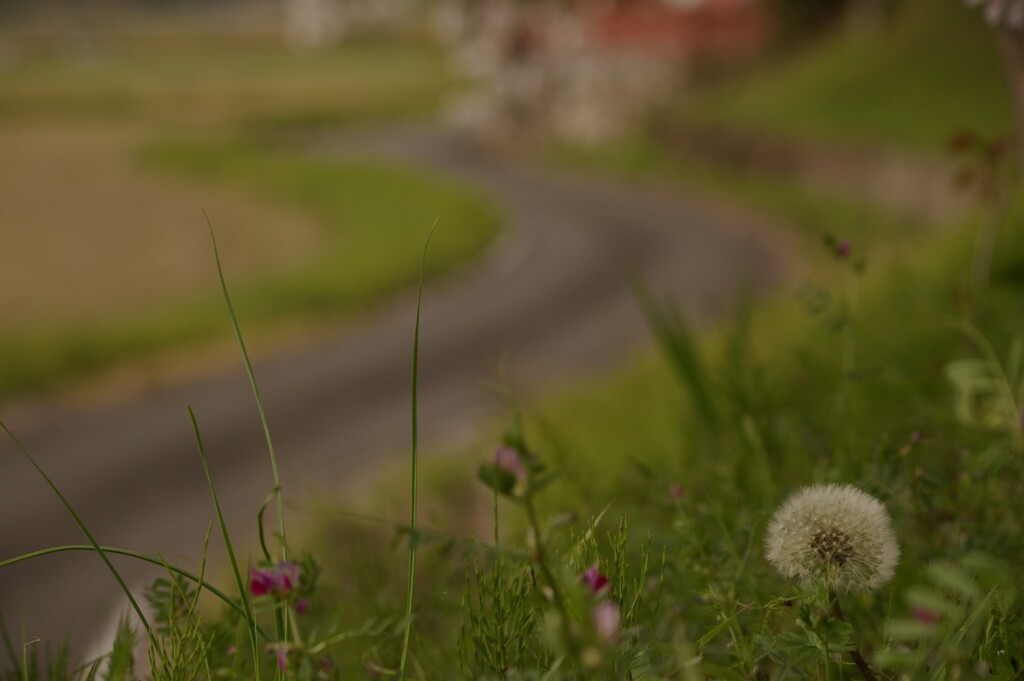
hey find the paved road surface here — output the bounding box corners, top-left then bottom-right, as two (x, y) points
(0, 124), (791, 656)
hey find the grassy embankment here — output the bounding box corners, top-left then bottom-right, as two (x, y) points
(3, 1), (1022, 678)
(0, 30), (500, 398)
(286, 0), (1024, 676)
(679, 0), (1013, 152)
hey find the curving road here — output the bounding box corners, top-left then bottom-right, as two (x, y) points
(0, 124), (792, 655)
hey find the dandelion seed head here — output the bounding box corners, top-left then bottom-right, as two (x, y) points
(765, 484), (899, 592)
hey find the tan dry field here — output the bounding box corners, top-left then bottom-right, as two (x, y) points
(0, 123), (326, 330)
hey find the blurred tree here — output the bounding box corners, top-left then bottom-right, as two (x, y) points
(967, 0), (1024, 165)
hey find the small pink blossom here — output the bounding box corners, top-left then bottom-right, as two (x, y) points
(494, 445), (527, 482)
(582, 563), (610, 596)
(249, 568), (276, 596)
(269, 643), (291, 671)
(836, 240), (852, 258)
(912, 606), (938, 625)
(295, 598), (310, 615)
(669, 483), (684, 501)
(249, 561), (302, 597)
(277, 561), (301, 591)
(591, 601), (621, 643)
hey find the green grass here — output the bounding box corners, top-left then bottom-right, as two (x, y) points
(383, 192), (1019, 679)
(281, 129), (1024, 676)
(679, 0), (1013, 152)
(549, 132), (924, 256)
(0, 141), (500, 397)
(3, 8), (1022, 678)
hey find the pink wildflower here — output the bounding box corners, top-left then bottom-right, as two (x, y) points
(249, 568), (276, 596)
(494, 445), (527, 482)
(582, 563), (611, 596)
(669, 483), (684, 501)
(277, 561), (301, 591)
(591, 601), (621, 643)
(249, 561), (302, 597)
(912, 606), (938, 625)
(269, 643), (291, 671)
(836, 240), (852, 258)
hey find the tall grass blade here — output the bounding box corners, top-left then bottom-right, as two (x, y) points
(256, 496), (275, 563)
(205, 213), (288, 561)
(0, 421), (166, 668)
(0, 616), (19, 677)
(104, 619), (134, 681)
(633, 281), (720, 432)
(187, 407), (262, 675)
(398, 223), (436, 680)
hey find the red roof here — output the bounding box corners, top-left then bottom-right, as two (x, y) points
(584, 0), (768, 58)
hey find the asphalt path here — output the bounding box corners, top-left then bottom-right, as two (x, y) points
(0, 124), (792, 656)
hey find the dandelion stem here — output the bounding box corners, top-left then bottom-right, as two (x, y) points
(829, 590), (877, 681)
(493, 489), (500, 547)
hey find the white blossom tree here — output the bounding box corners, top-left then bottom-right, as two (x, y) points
(282, 0), (337, 48)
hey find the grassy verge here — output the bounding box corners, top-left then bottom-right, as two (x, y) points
(5, 11), (1022, 679)
(283, 133), (1024, 676)
(676, 0), (1012, 152)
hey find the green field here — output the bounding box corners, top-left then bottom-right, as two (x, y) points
(0, 34), (451, 127)
(0, 29), (502, 397)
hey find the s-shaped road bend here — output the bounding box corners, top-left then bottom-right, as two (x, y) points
(0, 124), (794, 651)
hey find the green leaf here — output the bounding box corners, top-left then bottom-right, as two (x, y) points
(928, 562), (982, 600)
(905, 586), (959, 618)
(884, 619), (939, 641)
(478, 463), (517, 496)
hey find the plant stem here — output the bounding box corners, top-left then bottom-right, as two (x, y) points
(399, 224), (435, 680)
(829, 590), (878, 681)
(969, 193), (1013, 317)
(524, 499), (577, 657)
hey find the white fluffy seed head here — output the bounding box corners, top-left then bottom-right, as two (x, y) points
(765, 484), (900, 593)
